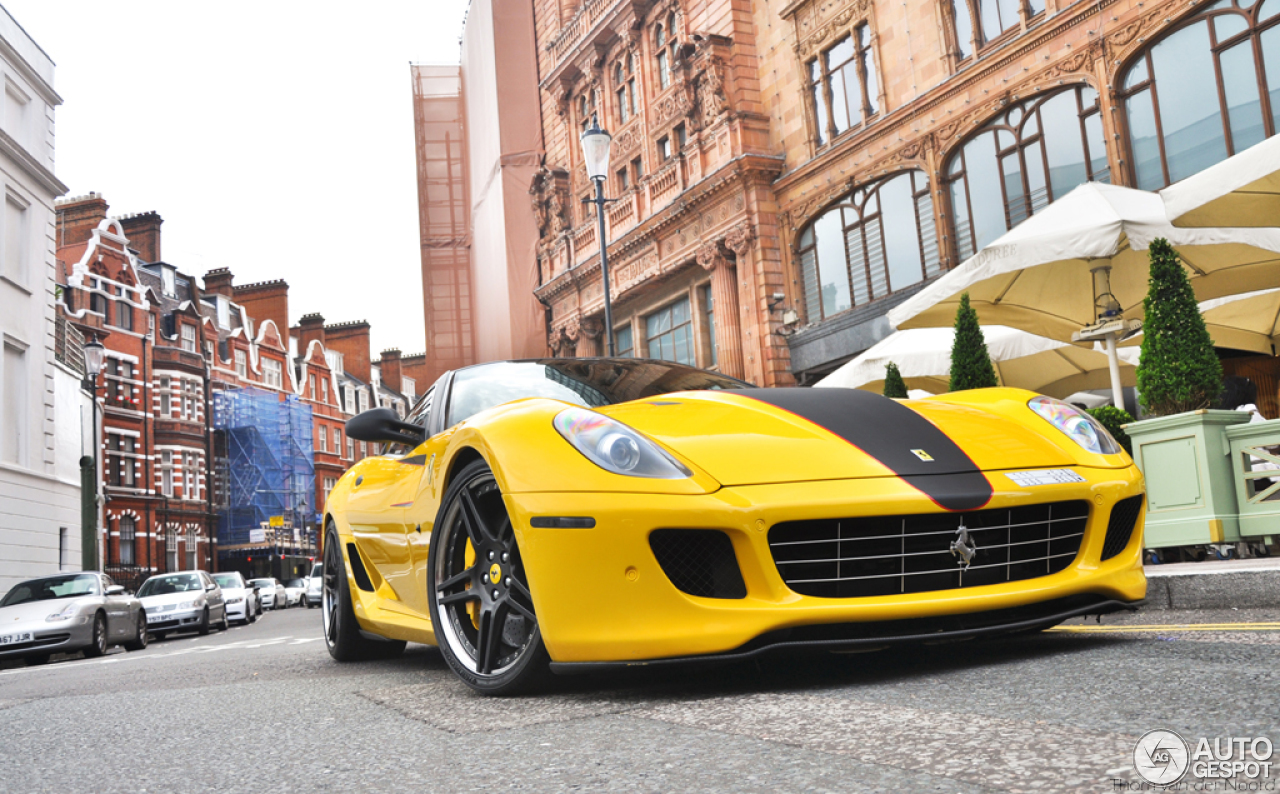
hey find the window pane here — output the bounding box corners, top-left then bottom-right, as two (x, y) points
(1126, 88), (1164, 190)
(916, 187), (942, 278)
(1039, 91), (1091, 198)
(979, 0), (1005, 42)
(846, 224), (871, 305)
(828, 67), (850, 133)
(815, 209), (852, 316)
(1028, 0), (1045, 15)
(1001, 152), (1027, 227)
(960, 132), (1009, 252)
(880, 175), (926, 291)
(1124, 57), (1149, 90)
(827, 36), (854, 65)
(1220, 41), (1265, 152)
(953, 0), (974, 58)
(1261, 0), (1279, 19)
(997, 0), (1021, 32)
(840, 62), (863, 127)
(800, 243), (822, 320)
(616, 325), (633, 357)
(1084, 112), (1110, 182)
(1213, 12), (1249, 39)
(1262, 26), (1280, 135)
(858, 26), (879, 115)
(950, 176), (976, 261)
(1149, 21), (1228, 183)
(1023, 140), (1049, 215)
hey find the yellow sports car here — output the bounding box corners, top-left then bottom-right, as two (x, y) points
(326, 358), (1145, 694)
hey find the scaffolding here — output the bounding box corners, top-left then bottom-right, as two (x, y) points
(212, 387), (315, 547)
(412, 64), (473, 380)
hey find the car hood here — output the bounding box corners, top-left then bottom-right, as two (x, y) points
(0, 598), (95, 626)
(602, 388), (1081, 511)
(219, 587), (248, 598)
(139, 593), (205, 608)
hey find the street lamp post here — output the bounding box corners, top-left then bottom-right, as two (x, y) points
(580, 116), (618, 356)
(82, 335), (106, 572)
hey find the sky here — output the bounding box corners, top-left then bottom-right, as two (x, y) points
(4, 0), (470, 355)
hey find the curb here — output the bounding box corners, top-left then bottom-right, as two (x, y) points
(1143, 562), (1280, 610)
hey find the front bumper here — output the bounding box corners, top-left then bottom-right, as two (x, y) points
(145, 608), (203, 631)
(507, 465), (1147, 664)
(0, 619), (94, 659)
(225, 601), (249, 621)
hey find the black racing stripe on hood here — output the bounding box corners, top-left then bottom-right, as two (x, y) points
(739, 388), (993, 512)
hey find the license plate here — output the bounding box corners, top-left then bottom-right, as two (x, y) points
(0, 632), (33, 645)
(147, 613), (168, 623)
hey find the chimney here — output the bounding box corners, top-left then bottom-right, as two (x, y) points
(298, 313), (326, 354)
(233, 279), (290, 349)
(324, 321), (372, 383)
(379, 349), (403, 393)
(118, 211), (163, 262)
(55, 192), (109, 248)
(203, 267), (235, 298)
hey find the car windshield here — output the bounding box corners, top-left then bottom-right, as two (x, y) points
(212, 574), (242, 589)
(249, 579), (272, 588)
(310, 564), (322, 578)
(446, 359), (748, 427)
(287, 579), (305, 588)
(1, 574), (100, 606)
(137, 574), (204, 597)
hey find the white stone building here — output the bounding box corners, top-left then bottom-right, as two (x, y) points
(0, 6), (80, 594)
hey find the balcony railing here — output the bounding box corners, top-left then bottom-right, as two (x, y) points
(547, 0), (620, 68)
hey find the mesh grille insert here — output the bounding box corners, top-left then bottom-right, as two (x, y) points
(1100, 495), (1144, 561)
(649, 529), (747, 599)
(769, 501), (1090, 599)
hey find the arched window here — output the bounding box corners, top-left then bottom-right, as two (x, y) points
(796, 171), (940, 323)
(945, 85), (1108, 260)
(655, 12), (678, 90)
(119, 516), (135, 565)
(950, 0), (1044, 59)
(1120, 0), (1280, 190)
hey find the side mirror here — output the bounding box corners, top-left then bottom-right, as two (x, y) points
(346, 407), (423, 447)
(206, 582), (217, 592)
(105, 585), (125, 596)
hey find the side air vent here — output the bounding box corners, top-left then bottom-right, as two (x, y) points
(1100, 496), (1144, 561)
(346, 543), (375, 592)
(649, 529), (747, 599)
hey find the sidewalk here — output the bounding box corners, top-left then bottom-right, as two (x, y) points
(1142, 556), (1280, 610)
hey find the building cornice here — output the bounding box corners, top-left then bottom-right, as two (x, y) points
(0, 127), (67, 197)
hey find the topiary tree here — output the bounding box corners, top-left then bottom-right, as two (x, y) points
(1136, 238), (1223, 417)
(1087, 405), (1134, 455)
(883, 362), (908, 399)
(949, 292), (999, 391)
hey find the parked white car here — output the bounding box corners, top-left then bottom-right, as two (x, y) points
(303, 562), (323, 608)
(248, 578), (287, 610)
(283, 579), (306, 608)
(211, 572), (258, 625)
(137, 571), (227, 638)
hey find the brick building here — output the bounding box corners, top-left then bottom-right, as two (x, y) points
(526, 0), (1280, 383)
(55, 196), (417, 588)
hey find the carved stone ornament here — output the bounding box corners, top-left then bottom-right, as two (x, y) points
(696, 240), (731, 272)
(580, 317), (603, 339)
(795, 0), (870, 61)
(724, 221), (756, 259)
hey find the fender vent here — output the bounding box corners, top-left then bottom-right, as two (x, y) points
(346, 543), (375, 592)
(1100, 496), (1144, 561)
(649, 529), (746, 599)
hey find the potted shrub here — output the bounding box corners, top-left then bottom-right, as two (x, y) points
(1123, 238), (1243, 549)
(949, 293), (999, 392)
(883, 362), (908, 399)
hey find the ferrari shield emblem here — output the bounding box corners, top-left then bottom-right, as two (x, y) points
(911, 449), (934, 461)
(489, 564), (502, 585)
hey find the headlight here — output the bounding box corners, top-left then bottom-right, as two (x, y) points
(553, 407), (692, 479)
(178, 599), (205, 609)
(46, 604), (77, 622)
(226, 596), (243, 604)
(1028, 396), (1122, 455)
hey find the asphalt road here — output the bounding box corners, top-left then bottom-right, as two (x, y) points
(0, 605), (1277, 793)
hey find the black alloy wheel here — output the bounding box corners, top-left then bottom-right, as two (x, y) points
(84, 613), (108, 658)
(197, 607), (211, 636)
(124, 613), (149, 651)
(427, 459), (549, 695)
(322, 522), (407, 661)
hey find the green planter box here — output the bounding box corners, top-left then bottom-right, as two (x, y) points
(1224, 419), (1280, 539)
(1125, 410), (1251, 548)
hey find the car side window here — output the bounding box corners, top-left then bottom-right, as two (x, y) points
(405, 386), (434, 429)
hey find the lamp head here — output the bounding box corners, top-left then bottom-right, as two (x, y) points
(83, 336), (106, 379)
(579, 115), (612, 182)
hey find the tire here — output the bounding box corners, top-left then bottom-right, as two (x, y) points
(26, 653), (50, 666)
(83, 613), (108, 658)
(427, 459), (549, 696)
(219, 609), (229, 631)
(197, 608), (211, 636)
(123, 613), (149, 651)
(322, 522), (406, 662)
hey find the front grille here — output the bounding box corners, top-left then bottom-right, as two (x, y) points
(1100, 496), (1144, 561)
(649, 529), (747, 599)
(769, 501), (1090, 598)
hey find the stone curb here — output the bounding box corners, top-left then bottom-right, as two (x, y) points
(1143, 567), (1280, 610)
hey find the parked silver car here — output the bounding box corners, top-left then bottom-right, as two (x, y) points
(211, 572), (259, 625)
(303, 562), (323, 608)
(0, 572), (148, 665)
(248, 578), (287, 610)
(137, 571), (227, 638)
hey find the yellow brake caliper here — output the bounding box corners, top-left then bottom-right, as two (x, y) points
(464, 539), (480, 630)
